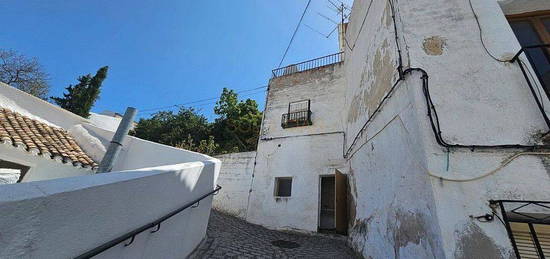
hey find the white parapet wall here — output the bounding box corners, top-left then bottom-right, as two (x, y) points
(213, 151), (256, 219)
(0, 160), (219, 259)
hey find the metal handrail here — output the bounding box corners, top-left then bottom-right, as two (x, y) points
(75, 185), (222, 259)
(510, 44), (550, 130)
(272, 52), (344, 78)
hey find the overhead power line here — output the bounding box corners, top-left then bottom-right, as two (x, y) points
(277, 0), (312, 68)
(139, 86), (268, 115)
(141, 89), (267, 116)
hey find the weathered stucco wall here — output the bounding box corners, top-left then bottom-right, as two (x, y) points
(343, 0), (550, 258)
(247, 64), (347, 232)
(342, 0), (445, 258)
(0, 160), (220, 258)
(213, 151), (256, 219)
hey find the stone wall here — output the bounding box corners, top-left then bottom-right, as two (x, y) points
(213, 151), (256, 219)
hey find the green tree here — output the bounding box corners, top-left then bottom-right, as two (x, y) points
(212, 88), (262, 153)
(131, 88), (262, 155)
(51, 66), (108, 117)
(131, 107), (211, 147)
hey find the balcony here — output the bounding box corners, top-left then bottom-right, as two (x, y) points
(281, 110), (312, 128)
(272, 52), (344, 78)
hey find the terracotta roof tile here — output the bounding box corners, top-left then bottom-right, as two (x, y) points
(0, 108), (97, 168)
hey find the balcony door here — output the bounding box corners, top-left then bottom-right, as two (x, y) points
(508, 11), (550, 97)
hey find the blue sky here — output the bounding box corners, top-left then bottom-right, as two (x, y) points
(0, 0), (350, 120)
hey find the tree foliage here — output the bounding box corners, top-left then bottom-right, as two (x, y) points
(51, 66), (108, 118)
(132, 88), (263, 155)
(131, 107), (210, 147)
(212, 88), (262, 153)
(0, 49), (50, 99)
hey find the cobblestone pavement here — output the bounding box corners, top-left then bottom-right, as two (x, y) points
(190, 210), (360, 259)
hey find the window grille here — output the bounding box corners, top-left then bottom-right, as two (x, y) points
(281, 100), (312, 128)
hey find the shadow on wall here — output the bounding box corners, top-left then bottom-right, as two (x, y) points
(0, 160), (219, 259)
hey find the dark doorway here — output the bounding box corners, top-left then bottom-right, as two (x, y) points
(319, 176), (335, 231)
(319, 171), (348, 235)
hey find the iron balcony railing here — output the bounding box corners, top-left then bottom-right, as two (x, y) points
(490, 200), (550, 259)
(511, 44), (550, 130)
(272, 52), (344, 78)
(281, 110), (312, 128)
(75, 185), (222, 259)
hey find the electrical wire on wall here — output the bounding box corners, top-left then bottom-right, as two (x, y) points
(467, 0), (510, 63)
(343, 0), (550, 161)
(343, 0), (373, 51)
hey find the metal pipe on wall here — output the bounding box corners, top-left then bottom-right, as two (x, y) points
(97, 107), (137, 173)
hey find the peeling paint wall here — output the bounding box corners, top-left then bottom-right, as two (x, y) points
(343, 0), (550, 258)
(342, 0), (445, 258)
(212, 151), (256, 219)
(400, 0), (550, 257)
(246, 64), (347, 232)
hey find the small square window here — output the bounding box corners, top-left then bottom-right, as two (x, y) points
(274, 177), (292, 197)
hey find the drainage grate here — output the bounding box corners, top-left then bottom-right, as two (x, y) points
(271, 240), (300, 249)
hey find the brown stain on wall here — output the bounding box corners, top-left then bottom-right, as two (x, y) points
(347, 39), (395, 124)
(367, 46), (394, 117)
(349, 215), (374, 256)
(388, 209), (439, 259)
(454, 223), (510, 259)
(422, 36), (446, 56)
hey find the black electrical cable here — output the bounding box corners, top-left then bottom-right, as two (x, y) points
(388, 0), (403, 75)
(140, 89), (267, 116)
(468, 0), (509, 63)
(344, 0), (373, 51)
(343, 0), (550, 159)
(277, 0), (312, 68)
(139, 85), (268, 113)
(417, 67), (550, 150)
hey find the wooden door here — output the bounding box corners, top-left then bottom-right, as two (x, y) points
(335, 170), (348, 235)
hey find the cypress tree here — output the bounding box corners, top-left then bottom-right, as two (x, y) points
(51, 66), (108, 118)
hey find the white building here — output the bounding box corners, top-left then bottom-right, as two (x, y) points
(0, 82), (220, 258)
(214, 0), (550, 258)
(247, 56), (349, 233)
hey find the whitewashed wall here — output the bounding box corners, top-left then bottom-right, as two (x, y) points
(82, 124), (213, 171)
(0, 82), (88, 129)
(213, 151), (256, 219)
(88, 112), (123, 132)
(0, 160), (219, 259)
(247, 64), (347, 232)
(0, 142), (94, 182)
(343, 0), (550, 258)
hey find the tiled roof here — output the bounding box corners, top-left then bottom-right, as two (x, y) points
(0, 108), (97, 168)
